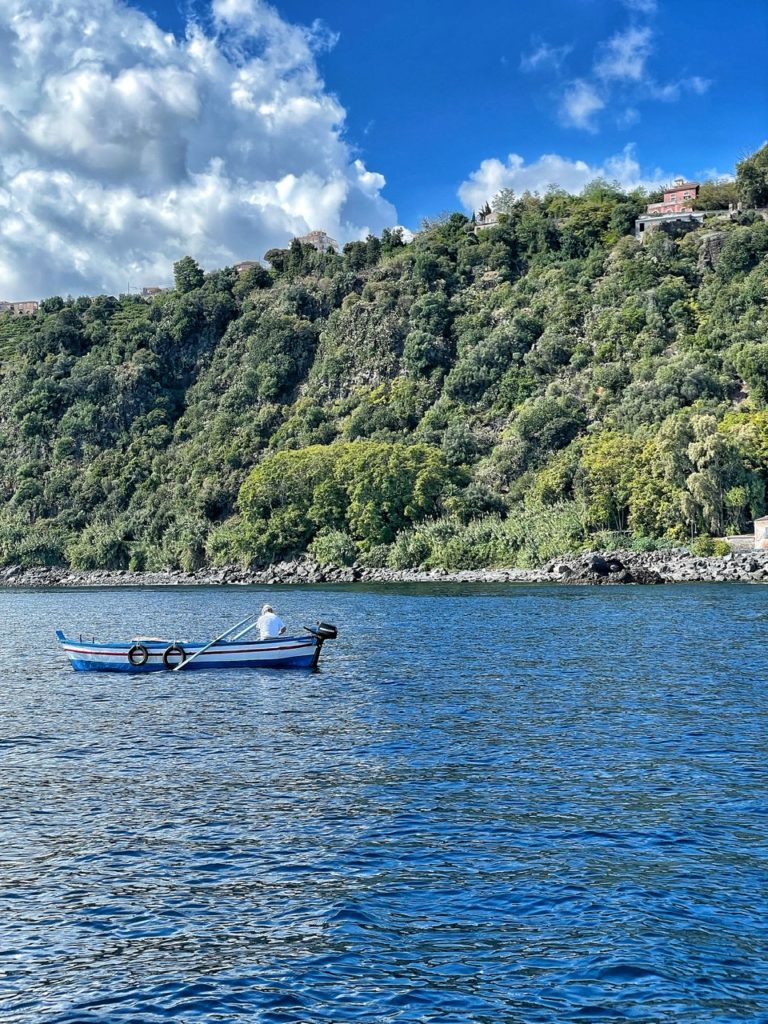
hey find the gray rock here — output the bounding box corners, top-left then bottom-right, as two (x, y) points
(586, 554), (610, 575)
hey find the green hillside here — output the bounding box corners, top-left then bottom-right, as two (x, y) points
(0, 314), (35, 362)
(1, 146), (767, 571)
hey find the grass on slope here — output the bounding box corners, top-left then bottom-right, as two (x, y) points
(0, 315), (34, 361)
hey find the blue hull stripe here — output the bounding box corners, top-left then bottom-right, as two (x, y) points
(68, 654), (318, 672)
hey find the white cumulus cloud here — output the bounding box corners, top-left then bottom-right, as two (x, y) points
(648, 75), (711, 101)
(561, 80), (605, 131)
(458, 145), (666, 211)
(549, 17), (710, 134)
(520, 40), (572, 73)
(595, 26), (653, 82)
(0, 0), (397, 298)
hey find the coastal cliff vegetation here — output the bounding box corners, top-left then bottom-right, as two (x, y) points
(1, 145), (768, 571)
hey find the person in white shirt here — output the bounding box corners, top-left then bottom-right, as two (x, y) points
(256, 604), (286, 639)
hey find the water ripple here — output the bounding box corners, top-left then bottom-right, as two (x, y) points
(0, 583), (766, 1022)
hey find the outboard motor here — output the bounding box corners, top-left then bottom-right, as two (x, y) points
(315, 622), (338, 640)
(305, 621), (338, 669)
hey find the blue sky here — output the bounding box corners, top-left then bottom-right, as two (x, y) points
(1, 0), (765, 296)
(143, 0), (768, 226)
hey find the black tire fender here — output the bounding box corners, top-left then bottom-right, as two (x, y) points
(127, 643), (149, 667)
(163, 643), (186, 670)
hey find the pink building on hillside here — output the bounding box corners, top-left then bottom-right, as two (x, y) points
(647, 178), (700, 216)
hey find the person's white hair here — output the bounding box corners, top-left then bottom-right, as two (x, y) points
(261, 604), (273, 614)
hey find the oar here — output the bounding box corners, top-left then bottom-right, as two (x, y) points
(229, 619), (261, 642)
(172, 614), (256, 672)
(230, 615), (288, 643)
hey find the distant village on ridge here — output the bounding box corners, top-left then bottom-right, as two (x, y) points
(3, 181), (766, 315)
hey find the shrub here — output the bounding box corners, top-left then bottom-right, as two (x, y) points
(66, 521), (130, 570)
(15, 523), (68, 567)
(690, 535), (731, 557)
(385, 501), (589, 571)
(128, 546), (147, 572)
(388, 530), (433, 570)
(205, 519), (245, 566)
(309, 529), (357, 567)
(237, 440), (461, 563)
(358, 543), (391, 568)
(628, 535), (680, 553)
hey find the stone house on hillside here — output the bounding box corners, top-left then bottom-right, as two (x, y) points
(475, 209), (500, 230)
(0, 300), (39, 316)
(295, 230), (338, 253)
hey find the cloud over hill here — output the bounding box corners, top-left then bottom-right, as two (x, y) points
(0, 0), (397, 297)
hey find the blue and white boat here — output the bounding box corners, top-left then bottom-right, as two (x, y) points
(56, 622), (337, 673)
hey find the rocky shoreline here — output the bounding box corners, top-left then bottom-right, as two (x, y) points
(2, 548), (768, 588)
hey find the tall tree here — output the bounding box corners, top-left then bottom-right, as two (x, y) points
(736, 144), (768, 207)
(173, 256), (205, 294)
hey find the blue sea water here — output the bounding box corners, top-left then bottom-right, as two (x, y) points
(0, 582), (766, 1023)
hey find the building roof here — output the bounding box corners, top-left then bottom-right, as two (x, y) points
(636, 211), (704, 222)
(665, 181), (699, 191)
(296, 229), (338, 246)
(754, 515), (768, 522)
(476, 211), (499, 226)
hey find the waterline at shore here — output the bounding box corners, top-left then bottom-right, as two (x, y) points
(2, 548), (768, 588)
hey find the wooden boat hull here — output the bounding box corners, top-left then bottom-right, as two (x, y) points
(55, 630), (325, 672)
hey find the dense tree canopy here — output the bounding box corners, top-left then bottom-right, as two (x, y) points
(1, 149), (767, 571)
(736, 144), (768, 208)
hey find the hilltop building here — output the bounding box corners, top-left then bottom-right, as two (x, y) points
(475, 210), (500, 230)
(473, 202), (500, 232)
(140, 286), (164, 298)
(295, 230), (338, 253)
(233, 260), (261, 274)
(647, 179), (701, 216)
(635, 177), (704, 241)
(0, 300), (39, 316)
